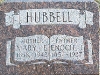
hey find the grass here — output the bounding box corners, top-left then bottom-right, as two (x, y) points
(95, 0), (100, 10)
(0, 0), (4, 4)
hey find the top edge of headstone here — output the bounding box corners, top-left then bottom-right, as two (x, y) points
(4, 0), (94, 2)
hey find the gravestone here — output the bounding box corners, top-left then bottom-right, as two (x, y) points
(0, 0), (99, 75)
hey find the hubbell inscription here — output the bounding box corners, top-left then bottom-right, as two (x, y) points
(5, 9), (93, 29)
(0, 2), (99, 75)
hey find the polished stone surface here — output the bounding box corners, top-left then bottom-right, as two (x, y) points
(0, 2), (99, 75)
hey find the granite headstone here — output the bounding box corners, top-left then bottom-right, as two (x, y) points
(0, 1), (99, 75)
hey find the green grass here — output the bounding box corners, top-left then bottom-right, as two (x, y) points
(0, 0), (4, 4)
(95, 0), (100, 4)
(95, 0), (100, 10)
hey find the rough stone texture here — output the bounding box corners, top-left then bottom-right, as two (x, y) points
(99, 12), (100, 75)
(0, 2), (99, 75)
